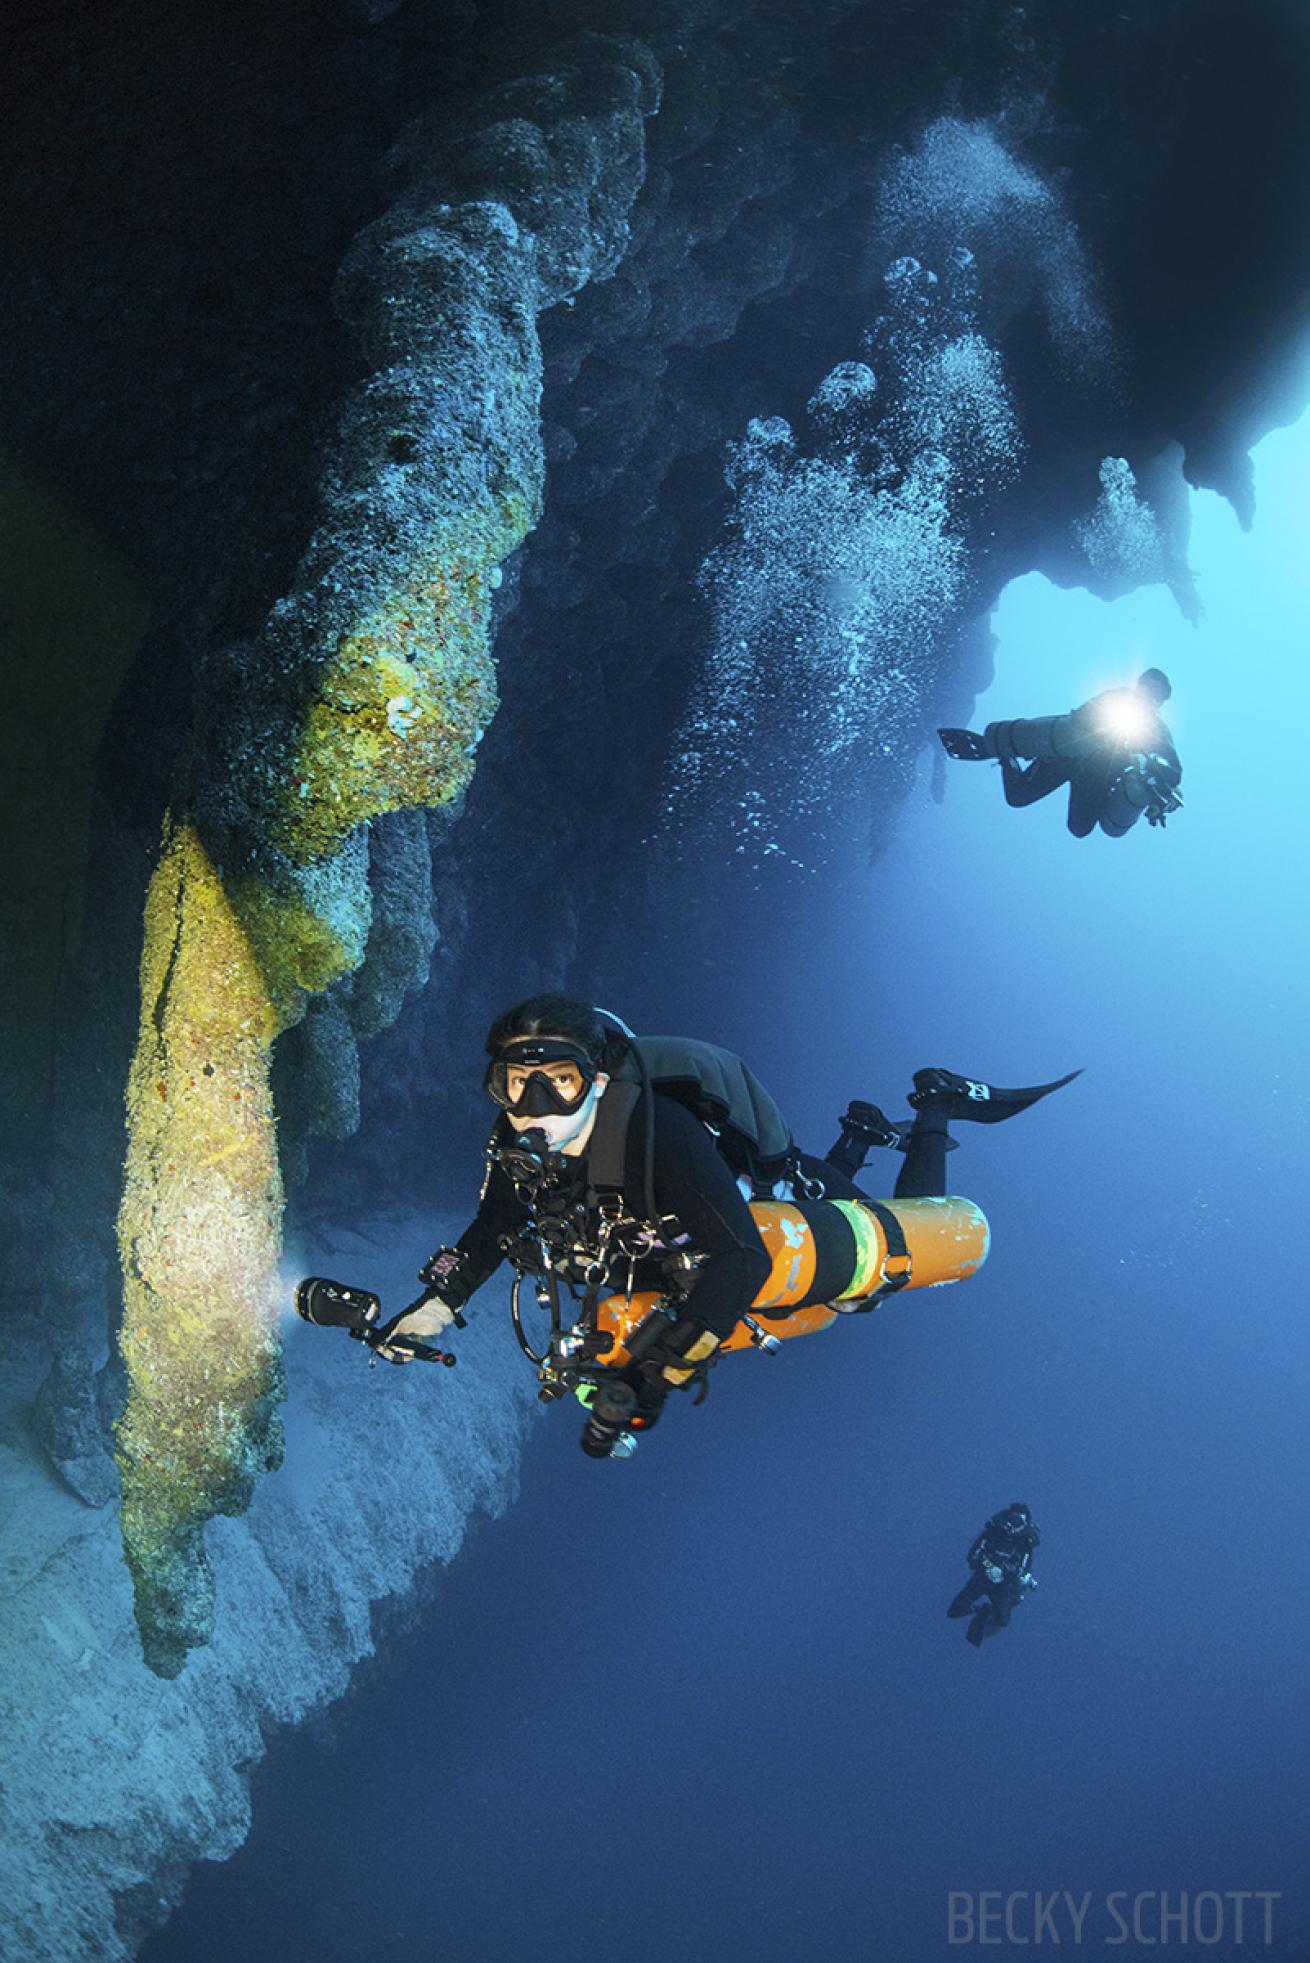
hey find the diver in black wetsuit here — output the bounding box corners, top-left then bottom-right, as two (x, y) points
(947, 1503), (1041, 1647)
(376, 997), (1079, 1421)
(939, 668), (1182, 837)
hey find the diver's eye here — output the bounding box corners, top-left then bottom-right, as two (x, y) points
(504, 1063), (586, 1104)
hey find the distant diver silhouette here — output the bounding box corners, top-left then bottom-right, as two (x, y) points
(939, 668), (1182, 836)
(948, 1503), (1041, 1645)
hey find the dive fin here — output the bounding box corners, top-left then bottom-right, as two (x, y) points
(938, 726), (991, 762)
(909, 1067), (1083, 1124)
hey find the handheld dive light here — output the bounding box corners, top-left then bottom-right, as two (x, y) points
(295, 1276), (458, 1367)
(579, 1379), (639, 1460)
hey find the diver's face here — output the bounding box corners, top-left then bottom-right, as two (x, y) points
(506, 1074), (609, 1154)
(501, 1048), (610, 1155)
(504, 1057), (588, 1110)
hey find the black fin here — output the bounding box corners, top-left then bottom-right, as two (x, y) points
(910, 1067), (1083, 1124)
(938, 726), (991, 762)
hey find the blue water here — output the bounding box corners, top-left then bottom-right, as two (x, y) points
(142, 415), (1310, 1960)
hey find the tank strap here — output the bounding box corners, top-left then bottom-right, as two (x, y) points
(586, 1079), (642, 1198)
(849, 1199), (913, 1311)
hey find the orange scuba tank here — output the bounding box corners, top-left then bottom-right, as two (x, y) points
(592, 1192), (990, 1366)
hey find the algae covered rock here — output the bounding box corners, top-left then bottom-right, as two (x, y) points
(113, 34), (661, 1674)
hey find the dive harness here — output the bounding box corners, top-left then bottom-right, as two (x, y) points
(494, 1127), (722, 1433)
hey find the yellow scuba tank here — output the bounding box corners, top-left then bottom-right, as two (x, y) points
(593, 1192), (990, 1366)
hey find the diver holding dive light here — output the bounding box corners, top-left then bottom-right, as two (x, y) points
(947, 1502), (1041, 1648)
(938, 668), (1182, 837)
(296, 994), (1079, 1461)
(295, 1275), (459, 1366)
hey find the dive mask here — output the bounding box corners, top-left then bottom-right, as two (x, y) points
(485, 1039), (599, 1117)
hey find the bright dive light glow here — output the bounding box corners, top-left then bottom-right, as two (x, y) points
(1095, 692), (1154, 745)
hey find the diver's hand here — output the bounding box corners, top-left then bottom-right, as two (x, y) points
(376, 1297), (458, 1364)
(1021, 1573), (1038, 1590)
(657, 1322), (722, 1387)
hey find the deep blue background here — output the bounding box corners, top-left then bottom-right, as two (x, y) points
(142, 419), (1310, 1960)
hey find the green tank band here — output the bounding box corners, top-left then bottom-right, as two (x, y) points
(830, 1198), (885, 1301)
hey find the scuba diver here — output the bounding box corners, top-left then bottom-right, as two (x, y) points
(947, 1502), (1041, 1648)
(367, 994), (1078, 1454)
(938, 668), (1182, 837)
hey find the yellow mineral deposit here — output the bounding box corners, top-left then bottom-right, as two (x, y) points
(116, 817), (285, 1638)
(277, 534), (511, 864)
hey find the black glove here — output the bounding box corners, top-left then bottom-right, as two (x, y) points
(375, 1295), (459, 1363)
(640, 1316), (723, 1390)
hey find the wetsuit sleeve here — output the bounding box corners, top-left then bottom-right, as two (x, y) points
(451, 1145), (528, 1293)
(632, 1094), (773, 1340)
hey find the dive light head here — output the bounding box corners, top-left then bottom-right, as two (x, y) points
(1098, 695), (1154, 746)
(295, 1276), (381, 1332)
(1099, 668), (1171, 743)
(580, 1379), (638, 1459)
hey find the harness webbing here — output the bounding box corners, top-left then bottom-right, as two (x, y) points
(836, 1197), (913, 1311)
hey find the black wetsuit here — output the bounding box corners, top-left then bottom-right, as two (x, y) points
(947, 1513), (1040, 1646)
(987, 689), (1181, 838)
(451, 1089), (953, 1342)
(454, 1092), (772, 1339)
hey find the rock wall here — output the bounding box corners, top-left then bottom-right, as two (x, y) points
(0, 1221), (538, 1963)
(8, 19), (663, 1671)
